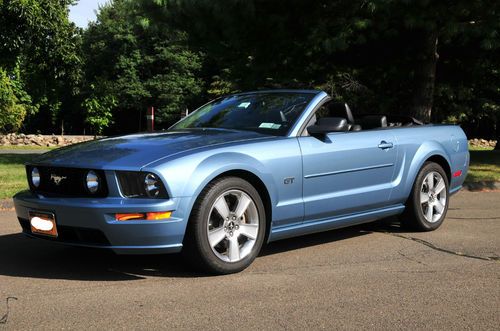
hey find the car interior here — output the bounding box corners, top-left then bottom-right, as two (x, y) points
(304, 100), (423, 135)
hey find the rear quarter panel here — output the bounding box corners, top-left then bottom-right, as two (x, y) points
(388, 124), (468, 205)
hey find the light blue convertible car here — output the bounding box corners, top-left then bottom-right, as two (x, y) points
(13, 90), (469, 274)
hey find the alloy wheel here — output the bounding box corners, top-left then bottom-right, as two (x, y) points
(206, 189), (260, 262)
(419, 171), (447, 223)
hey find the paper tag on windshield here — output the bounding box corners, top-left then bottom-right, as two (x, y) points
(238, 102), (251, 109)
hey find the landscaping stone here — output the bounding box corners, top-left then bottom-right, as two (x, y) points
(0, 134), (97, 147)
(468, 138), (497, 149)
(1, 133), (497, 149)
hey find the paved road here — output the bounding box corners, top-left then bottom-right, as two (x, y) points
(0, 191), (498, 330)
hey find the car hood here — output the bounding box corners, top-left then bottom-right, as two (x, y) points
(31, 129), (273, 170)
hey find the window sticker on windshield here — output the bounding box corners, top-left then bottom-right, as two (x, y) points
(238, 102), (251, 109)
(259, 123), (281, 129)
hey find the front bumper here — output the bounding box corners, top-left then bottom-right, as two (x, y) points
(13, 190), (192, 254)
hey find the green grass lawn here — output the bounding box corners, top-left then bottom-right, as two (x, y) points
(0, 145), (55, 150)
(466, 147), (500, 182)
(0, 154), (34, 199)
(0, 146), (498, 199)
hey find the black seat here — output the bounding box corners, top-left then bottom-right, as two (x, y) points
(359, 115), (388, 130)
(350, 124), (362, 131)
(327, 103), (362, 131)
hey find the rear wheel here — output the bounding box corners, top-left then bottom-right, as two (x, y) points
(402, 162), (449, 231)
(183, 177), (266, 274)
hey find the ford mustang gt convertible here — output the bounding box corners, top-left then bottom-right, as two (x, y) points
(13, 90), (469, 274)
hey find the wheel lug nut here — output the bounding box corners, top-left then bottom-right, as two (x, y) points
(235, 225), (239, 230)
(232, 216), (236, 220)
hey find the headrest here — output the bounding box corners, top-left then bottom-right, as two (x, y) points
(315, 117), (348, 132)
(327, 102), (354, 124)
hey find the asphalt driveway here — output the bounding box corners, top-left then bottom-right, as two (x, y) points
(0, 191), (498, 330)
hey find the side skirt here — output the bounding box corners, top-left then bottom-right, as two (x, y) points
(268, 204), (405, 242)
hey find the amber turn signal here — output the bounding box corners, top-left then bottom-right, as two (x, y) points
(115, 211), (172, 221)
(146, 211), (172, 220)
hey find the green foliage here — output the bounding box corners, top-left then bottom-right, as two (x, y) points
(0, 0), (498, 139)
(0, 68), (27, 132)
(83, 88), (117, 135)
(82, 0), (203, 129)
(207, 69), (239, 97)
(0, 0), (82, 133)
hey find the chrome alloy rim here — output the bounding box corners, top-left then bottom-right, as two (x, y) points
(207, 189), (259, 263)
(420, 171), (447, 223)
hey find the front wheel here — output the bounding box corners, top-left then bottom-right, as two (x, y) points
(183, 177), (266, 274)
(401, 162), (449, 231)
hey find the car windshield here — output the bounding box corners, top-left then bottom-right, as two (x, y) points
(171, 92), (315, 136)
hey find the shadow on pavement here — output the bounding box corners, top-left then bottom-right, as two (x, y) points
(0, 233), (195, 281)
(0, 217), (402, 281)
(260, 216), (402, 256)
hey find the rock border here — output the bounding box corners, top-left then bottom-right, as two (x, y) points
(1, 133), (497, 149)
(1, 134), (96, 147)
(468, 138), (497, 149)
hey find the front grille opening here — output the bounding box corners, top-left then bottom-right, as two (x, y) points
(116, 171), (147, 198)
(18, 218), (111, 246)
(26, 166), (108, 198)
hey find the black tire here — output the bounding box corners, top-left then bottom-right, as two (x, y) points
(401, 162), (450, 231)
(183, 176), (267, 274)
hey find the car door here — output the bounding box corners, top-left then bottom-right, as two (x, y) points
(298, 129), (397, 222)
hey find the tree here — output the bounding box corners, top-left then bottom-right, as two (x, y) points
(0, 68), (27, 133)
(83, 92), (117, 136)
(2, 0), (498, 138)
(157, 0), (499, 125)
(358, 0), (500, 122)
(0, 0), (82, 133)
(82, 0), (204, 132)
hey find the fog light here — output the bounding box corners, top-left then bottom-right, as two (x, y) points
(31, 167), (40, 188)
(86, 170), (99, 193)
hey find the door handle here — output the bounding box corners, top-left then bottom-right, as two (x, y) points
(378, 141), (394, 149)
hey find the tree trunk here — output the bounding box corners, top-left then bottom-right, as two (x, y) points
(495, 113), (500, 150)
(410, 31), (439, 123)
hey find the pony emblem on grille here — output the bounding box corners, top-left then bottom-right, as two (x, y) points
(50, 174), (67, 185)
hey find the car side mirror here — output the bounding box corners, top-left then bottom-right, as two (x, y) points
(307, 117), (349, 136)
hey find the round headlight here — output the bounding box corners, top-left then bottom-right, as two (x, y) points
(86, 170), (99, 193)
(31, 167), (40, 188)
(144, 173), (161, 197)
